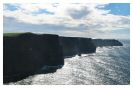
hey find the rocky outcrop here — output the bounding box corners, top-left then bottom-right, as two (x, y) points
(92, 39), (123, 47)
(3, 33), (64, 83)
(60, 37), (96, 57)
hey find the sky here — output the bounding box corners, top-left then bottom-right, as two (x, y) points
(3, 3), (130, 39)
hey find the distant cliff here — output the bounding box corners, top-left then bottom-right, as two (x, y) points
(92, 39), (123, 47)
(60, 37), (96, 57)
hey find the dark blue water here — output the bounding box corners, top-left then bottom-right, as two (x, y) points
(8, 40), (130, 85)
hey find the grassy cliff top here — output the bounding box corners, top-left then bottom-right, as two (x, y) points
(3, 32), (59, 37)
(3, 33), (28, 37)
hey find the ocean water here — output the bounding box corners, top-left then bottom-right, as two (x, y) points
(8, 40), (130, 85)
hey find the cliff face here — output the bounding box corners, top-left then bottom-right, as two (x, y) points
(92, 39), (123, 47)
(79, 38), (96, 54)
(59, 37), (79, 57)
(3, 33), (102, 83)
(60, 37), (96, 57)
(3, 33), (64, 83)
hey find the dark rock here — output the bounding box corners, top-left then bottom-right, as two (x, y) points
(60, 37), (96, 57)
(3, 33), (64, 83)
(59, 37), (79, 57)
(3, 32), (97, 83)
(79, 38), (96, 54)
(92, 39), (123, 47)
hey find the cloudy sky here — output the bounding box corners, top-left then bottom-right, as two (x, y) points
(3, 3), (130, 39)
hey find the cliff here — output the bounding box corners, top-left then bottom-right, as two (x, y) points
(3, 33), (64, 83)
(79, 38), (96, 54)
(60, 37), (96, 57)
(92, 39), (123, 47)
(4, 33), (106, 83)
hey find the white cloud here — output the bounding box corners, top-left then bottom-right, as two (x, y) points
(3, 3), (130, 39)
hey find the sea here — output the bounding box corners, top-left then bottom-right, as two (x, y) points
(7, 40), (130, 85)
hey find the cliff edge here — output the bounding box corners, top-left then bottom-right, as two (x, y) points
(92, 39), (123, 47)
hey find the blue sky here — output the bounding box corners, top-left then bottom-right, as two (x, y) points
(3, 3), (130, 39)
(104, 3), (130, 16)
(4, 4), (18, 11)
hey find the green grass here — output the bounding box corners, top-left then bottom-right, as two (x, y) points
(3, 32), (25, 37)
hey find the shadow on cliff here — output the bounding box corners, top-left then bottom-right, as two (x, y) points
(60, 36), (96, 59)
(3, 33), (64, 83)
(4, 33), (97, 83)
